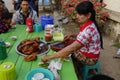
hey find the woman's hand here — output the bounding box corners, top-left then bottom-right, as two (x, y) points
(64, 34), (76, 41)
(41, 55), (52, 63)
(64, 34), (72, 41)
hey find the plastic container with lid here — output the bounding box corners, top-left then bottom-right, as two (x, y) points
(41, 15), (54, 30)
(44, 24), (54, 42)
(33, 24), (43, 32)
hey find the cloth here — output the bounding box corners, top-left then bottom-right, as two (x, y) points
(76, 20), (101, 58)
(12, 7), (39, 24)
(0, 21), (11, 34)
(72, 52), (98, 65)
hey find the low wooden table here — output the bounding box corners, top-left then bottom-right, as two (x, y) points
(0, 25), (78, 80)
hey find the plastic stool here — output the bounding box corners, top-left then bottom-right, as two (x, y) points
(0, 62), (16, 80)
(83, 61), (101, 80)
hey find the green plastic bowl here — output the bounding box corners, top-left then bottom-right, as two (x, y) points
(0, 62), (16, 80)
(25, 68), (54, 80)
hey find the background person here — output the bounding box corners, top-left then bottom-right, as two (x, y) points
(0, 0), (9, 19)
(0, 12), (13, 34)
(12, 0), (20, 11)
(11, 0), (39, 25)
(41, 1), (103, 66)
(11, 0), (38, 15)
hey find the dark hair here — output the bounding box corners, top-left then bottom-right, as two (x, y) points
(20, 0), (29, 4)
(1, 12), (13, 20)
(0, 0), (4, 4)
(75, 1), (103, 48)
(90, 74), (115, 80)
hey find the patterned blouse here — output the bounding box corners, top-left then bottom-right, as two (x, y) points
(76, 20), (101, 58)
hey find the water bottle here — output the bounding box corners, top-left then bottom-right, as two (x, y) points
(26, 18), (33, 33)
(0, 38), (7, 60)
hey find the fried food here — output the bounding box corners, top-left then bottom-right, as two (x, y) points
(17, 37), (41, 55)
(24, 52), (38, 61)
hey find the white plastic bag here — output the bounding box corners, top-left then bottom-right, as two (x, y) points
(48, 59), (62, 80)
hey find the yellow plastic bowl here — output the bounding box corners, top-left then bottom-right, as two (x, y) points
(53, 31), (64, 41)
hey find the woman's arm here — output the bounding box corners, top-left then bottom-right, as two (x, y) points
(41, 41), (83, 62)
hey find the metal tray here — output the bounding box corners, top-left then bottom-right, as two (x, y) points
(16, 40), (50, 56)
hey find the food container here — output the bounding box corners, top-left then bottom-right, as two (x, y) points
(34, 24), (42, 32)
(45, 33), (52, 42)
(53, 31), (64, 41)
(41, 15), (54, 30)
(44, 24), (54, 42)
(25, 68), (54, 80)
(0, 62), (16, 80)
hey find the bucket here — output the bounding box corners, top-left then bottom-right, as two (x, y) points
(41, 15), (54, 30)
(0, 62), (16, 80)
(0, 38), (7, 60)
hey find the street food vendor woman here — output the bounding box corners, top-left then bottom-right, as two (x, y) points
(41, 1), (103, 66)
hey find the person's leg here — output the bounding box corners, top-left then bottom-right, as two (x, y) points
(73, 52), (98, 66)
(90, 74), (115, 80)
(71, 54), (83, 80)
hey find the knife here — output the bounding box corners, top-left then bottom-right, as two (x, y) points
(40, 41), (64, 47)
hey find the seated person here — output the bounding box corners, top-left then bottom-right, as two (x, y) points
(0, 0), (9, 19)
(0, 12), (13, 34)
(41, 1), (103, 66)
(11, 0), (39, 25)
(12, 0), (38, 13)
